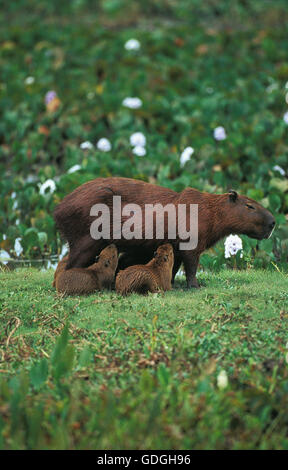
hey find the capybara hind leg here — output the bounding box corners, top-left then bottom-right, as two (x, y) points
(66, 236), (105, 269)
(182, 252), (200, 289)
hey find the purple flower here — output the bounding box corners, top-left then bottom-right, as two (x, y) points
(45, 91), (57, 104)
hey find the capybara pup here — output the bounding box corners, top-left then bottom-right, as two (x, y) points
(52, 255), (68, 287)
(116, 244), (174, 296)
(56, 245), (118, 295)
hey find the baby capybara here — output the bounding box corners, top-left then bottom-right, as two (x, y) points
(56, 245), (118, 295)
(52, 255), (68, 287)
(116, 244), (174, 296)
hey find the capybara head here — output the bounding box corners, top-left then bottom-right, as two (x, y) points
(95, 244), (118, 271)
(154, 243), (174, 268)
(226, 190), (275, 240)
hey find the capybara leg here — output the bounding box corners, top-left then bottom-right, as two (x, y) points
(66, 236), (105, 269)
(182, 252), (200, 289)
(172, 254), (182, 284)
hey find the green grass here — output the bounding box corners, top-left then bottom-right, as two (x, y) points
(0, 268), (288, 449)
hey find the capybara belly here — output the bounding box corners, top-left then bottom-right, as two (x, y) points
(56, 271), (99, 295)
(116, 267), (158, 295)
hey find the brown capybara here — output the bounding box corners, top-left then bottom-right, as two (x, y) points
(56, 244), (118, 295)
(52, 255), (68, 287)
(116, 244), (174, 295)
(54, 177), (275, 288)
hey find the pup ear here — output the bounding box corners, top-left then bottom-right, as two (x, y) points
(229, 190), (238, 202)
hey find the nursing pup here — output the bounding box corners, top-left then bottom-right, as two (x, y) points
(56, 245), (118, 295)
(116, 244), (174, 295)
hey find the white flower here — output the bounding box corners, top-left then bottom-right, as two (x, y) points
(80, 141), (94, 150)
(25, 76), (35, 85)
(0, 249), (11, 265)
(124, 39), (141, 51)
(97, 138), (112, 152)
(180, 146), (194, 167)
(14, 238), (23, 257)
(67, 164), (81, 174)
(26, 175), (38, 183)
(224, 234), (243, 259)
(217, 370), (228, 390)
(273, 165), (285, 176)
(122, 97), (142, 109)
(283, 112), (288, 125)
(130, 132), (146, 147)
(11, 192), (18, 210)
(39, 179), (56, 195)
(132, 145), (146, 157)
(213, 126), (227, 141)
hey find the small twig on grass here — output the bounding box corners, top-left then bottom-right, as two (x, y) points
(5, 317), (21, 348)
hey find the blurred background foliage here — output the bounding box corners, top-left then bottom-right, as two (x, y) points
(0, 0), (287, 269)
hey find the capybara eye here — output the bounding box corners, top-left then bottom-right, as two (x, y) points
(246, 204), (255, 210)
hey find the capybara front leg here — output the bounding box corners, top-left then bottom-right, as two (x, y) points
(171, 254), (182, 285)
(182, 252), (200, 289)
(66, 236), (106, 269)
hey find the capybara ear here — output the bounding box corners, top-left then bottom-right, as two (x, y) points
(228, 190), (238, 202)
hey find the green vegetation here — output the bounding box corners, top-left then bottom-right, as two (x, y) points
(0, 0), (288, 267)
(0, 268), (287, 449)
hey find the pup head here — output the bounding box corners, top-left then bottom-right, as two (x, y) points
(154, 243), (174, 268)
(95, 244), (118, 271)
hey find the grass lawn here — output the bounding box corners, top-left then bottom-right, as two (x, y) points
(0, 267), (288, 449)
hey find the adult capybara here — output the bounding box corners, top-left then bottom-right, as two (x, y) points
(54, 177), (275, 288)
(52, 255), (68, 287)
(116, 244), (174, 295)
(55, 244), (118, 295)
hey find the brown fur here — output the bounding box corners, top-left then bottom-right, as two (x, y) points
(116, 244), (174, 295)
(54, 177), (275, 288)
(52, 255), (68, 287)
(55, 245), (118, 295)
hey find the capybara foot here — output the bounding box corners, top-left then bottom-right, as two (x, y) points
(186, 277), (200, 289)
